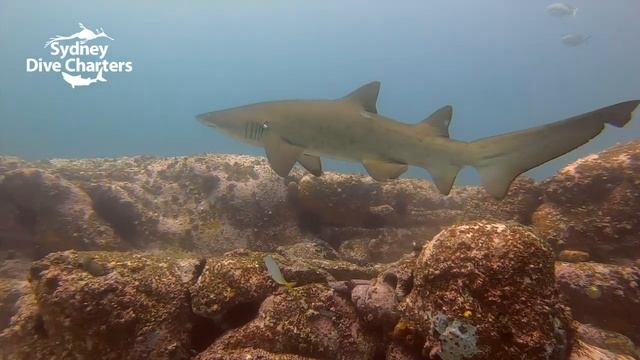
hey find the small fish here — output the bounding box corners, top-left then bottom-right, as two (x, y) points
(318, 308), (337, 318)
(584, 285), (602, 299)
(546, 3), (577, 17)
(263, 255), (296, 289)
(561, 34), (591, 47)
(79, 255), (107, 276)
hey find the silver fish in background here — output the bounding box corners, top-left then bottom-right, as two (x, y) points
(198, 82), (639, 199)
(546, 3), (578, 17)
(562, 34), (591, 47)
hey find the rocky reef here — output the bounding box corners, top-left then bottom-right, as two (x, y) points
(0, 139), (639, 359)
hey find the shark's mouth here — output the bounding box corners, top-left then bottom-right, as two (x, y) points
(196, 113), (215, 127)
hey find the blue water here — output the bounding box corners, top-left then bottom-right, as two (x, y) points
(1, 0), (639, 184)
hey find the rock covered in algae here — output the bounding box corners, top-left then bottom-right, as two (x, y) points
(197, 283), (377, 360)
(401, 221), (571, 359)
(574, 322), (639, 358)
(350, 272), (400, 330)
(570, 339), (636, 360)
(558, 250), (591, 263)
(0, 259), (31, 333)
(555, 261), (640, 343)
(448, 177), (542, 224)
(190, 246), (373, 322)
(533, 140), (640, 260)
(190, 249), (282, 320)
(0, 153), (549, 264)
(45, 154), (304, 255)
(1, 250), (202, 360)
(0, 168), (121, 257)
(196, 348), (315, 360)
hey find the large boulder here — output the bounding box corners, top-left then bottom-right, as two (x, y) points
(190, 247), (372, 322)
(555, 261), (640, 343)
(0, 251), (202, 360)
(533, 140), (640, 260)
(198, 283), (378, 360)
(44, 155), (304, 255)
(0, 169), (121, 257)
(0, 258), (31, 333)
(448, 177), (542, 224)
(401, 222), (571, 359)
(570, 340), (635, 360)
(574, 322), (639, 359)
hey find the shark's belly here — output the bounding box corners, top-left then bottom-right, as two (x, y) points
(290, 121), (406, 163)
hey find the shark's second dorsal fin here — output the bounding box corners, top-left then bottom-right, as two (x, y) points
(343, 81), (380, 114)
(414, 105), (453, 138)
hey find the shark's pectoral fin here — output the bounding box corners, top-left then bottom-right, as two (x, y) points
(343, 81), (380, 114)
(298, 154), (322, 176)
(362, 160), (408, 181)
(424, 162), (461, 196)
(263, 132), (304, 177)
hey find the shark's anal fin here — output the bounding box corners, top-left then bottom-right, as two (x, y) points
(362, 160), (408, 181)
(424, 162), (461, 195)
(343, 81), (380, 114)
(414, 105), (453, 138)
(298, 154), (322, 176)
(263, 131), (304, 177)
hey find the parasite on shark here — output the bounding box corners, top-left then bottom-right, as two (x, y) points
(198, 82), (639, 199)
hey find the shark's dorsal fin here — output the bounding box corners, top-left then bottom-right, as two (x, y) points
(298, 154), (322, 176)
(343, 81), (380, 114)
(362, 160), (408, 181)
(263, 131), (304, 177)
(414, 105), (453, 138)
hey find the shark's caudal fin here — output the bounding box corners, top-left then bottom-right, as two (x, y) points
(469, 100), (640, 199)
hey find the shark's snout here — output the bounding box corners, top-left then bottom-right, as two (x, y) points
(196, 112), (218, 127)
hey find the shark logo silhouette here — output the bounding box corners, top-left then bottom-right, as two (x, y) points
(61, 69), (107, 88)
(44, 23), (114, 48)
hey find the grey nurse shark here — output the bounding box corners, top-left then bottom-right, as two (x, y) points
(198, 82), (639, 199)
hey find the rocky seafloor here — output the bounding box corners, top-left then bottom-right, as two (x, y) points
(0, 140), (639, 360)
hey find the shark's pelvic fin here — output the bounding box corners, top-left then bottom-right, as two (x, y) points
(362, 160), (408, 181)
(415, 105), (453, 138)
(470, 100), (640, 199)
(298, 154), (322, 176)
(263, 131), (304, 177)
(343, 81), (380, 114)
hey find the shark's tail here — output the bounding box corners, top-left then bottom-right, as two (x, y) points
(96, 69), (107, 82)
(466, 101), (639, 199)
(418, 101), (639, 199)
